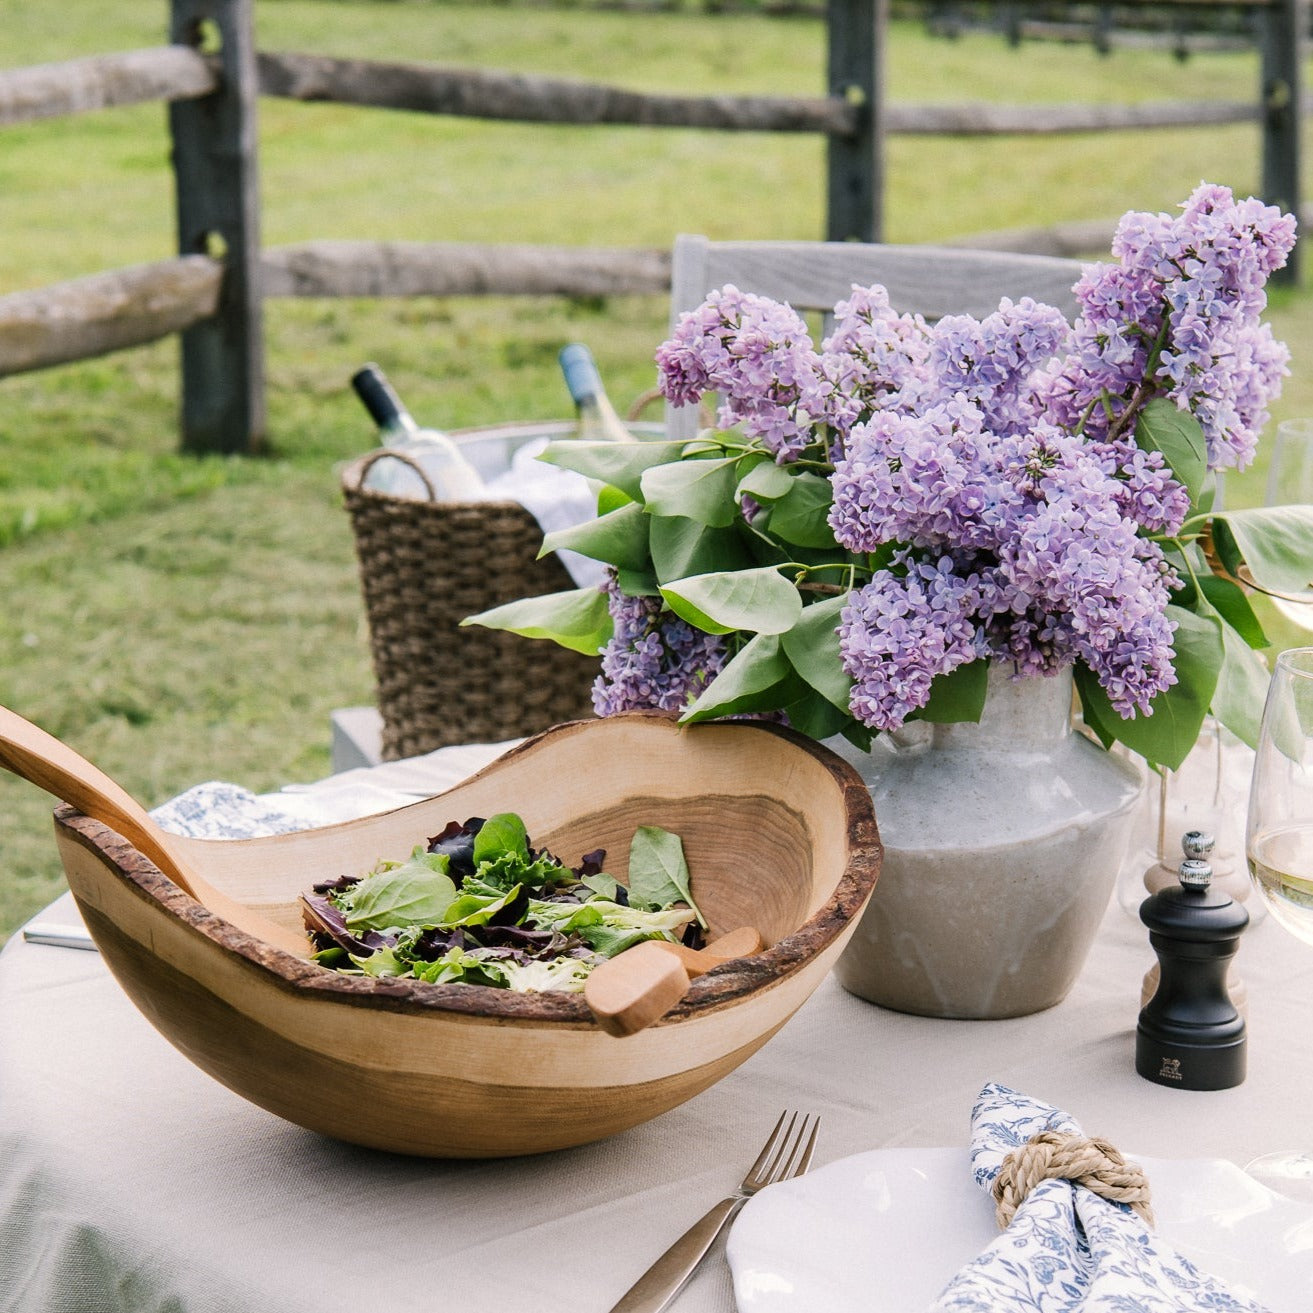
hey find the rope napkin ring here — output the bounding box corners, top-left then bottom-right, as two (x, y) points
(992, 1130), (1155, 1230)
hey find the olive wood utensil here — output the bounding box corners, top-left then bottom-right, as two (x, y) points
(0, 705), (311, 958)
(586, 924), (762, 1037)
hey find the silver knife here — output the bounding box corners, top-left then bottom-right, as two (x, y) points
(21, 921), (98, 951)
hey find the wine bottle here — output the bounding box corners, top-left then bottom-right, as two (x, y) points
(558, 343), (637, 443)
(350, 364), (484, 500)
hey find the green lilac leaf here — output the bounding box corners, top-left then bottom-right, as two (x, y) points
(1073, 604), (1221, 770)
(540, 500), (650, 572)
(596, 483), (632, 516)
(680, 633), (802, 722)
(1211, 505), (1313, 594)
(641, 456), (742, 526)
(649, 514), (756, 583)
(615, 566), (662, 596)
(539, 439), (691, 500)
(782, 685), (852, 740)
(463, 586), (612, 656)
(660, 566), (802, 636)
(779, 593), (852, 710)
(1134, 399), (1207, 505)
(757, 472), (836, 549)
(916, 658), (989, 724)
(1197, 573), (1268, 648)
(1209, 618), (1270, 750)
(737, 460), (796, 501)
(627, 826), (707, 927)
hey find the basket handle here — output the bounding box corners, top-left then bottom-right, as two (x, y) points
(350, 447), (440, 502)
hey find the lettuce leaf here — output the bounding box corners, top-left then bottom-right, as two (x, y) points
(337, 848), (459, 932)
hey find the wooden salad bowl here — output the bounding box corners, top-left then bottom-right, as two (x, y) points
(51, 713), (881, 1158)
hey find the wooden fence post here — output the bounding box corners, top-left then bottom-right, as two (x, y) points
(1260, 0), (1304, 284)
(168, 0), (265, 453)
(826, 0), (884, 243)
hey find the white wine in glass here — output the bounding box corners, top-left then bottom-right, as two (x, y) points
(1246, 647), (1313, 1196)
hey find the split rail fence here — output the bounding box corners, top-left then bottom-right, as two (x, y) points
(0, 0), (1303, 453)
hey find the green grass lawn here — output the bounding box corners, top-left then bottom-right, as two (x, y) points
(0, 0), (1309, 938)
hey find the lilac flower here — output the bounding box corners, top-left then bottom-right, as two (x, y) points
(818, 284), (932, 431)
(591, 574), (726, 716)
(929, 298), (1070, 437)
(829, 397), (1020, 555)
(1044, 182), (1296, 468)
(645, 184), (1292, 735)
(840, 556), (984, 730)
(656, 285), (824, 462)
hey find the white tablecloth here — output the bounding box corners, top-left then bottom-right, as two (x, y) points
(2, 744), (1311, 1313)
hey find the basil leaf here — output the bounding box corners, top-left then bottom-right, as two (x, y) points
(340, 848), (458, 932)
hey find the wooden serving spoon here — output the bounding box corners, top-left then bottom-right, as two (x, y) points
(585, 924), (762, 1037)
(0, 706), (311, 958)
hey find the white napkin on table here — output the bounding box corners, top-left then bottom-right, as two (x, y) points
(148, 739), (517, 839)
(929, 1081), (1274, 1313)
(482, 437), (607, 590)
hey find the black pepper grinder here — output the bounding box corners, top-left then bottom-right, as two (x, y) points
(1137, 832), (1248, 1090)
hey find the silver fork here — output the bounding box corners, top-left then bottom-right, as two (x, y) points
(607, 1111), (820, 1313)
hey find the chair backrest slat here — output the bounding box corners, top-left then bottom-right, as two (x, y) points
(666, 235), (1085, 439)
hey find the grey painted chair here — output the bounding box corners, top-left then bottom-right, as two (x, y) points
(665, 235), (1085, 440)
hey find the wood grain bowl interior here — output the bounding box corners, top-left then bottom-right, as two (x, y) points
(50, 713), (881, 1157)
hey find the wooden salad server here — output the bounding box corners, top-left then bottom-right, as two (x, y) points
(0, 705), (311, 958)
(586, 925), (762, 1037)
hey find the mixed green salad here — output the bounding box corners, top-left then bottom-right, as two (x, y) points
(299, 812), (707, 992)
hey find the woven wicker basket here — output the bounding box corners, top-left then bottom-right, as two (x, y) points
(341, 421), (655, 761)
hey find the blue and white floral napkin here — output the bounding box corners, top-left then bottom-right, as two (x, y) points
(929, 1082), (1273, 1312)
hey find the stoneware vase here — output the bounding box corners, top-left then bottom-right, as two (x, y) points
(830, 664), (1144, 1019)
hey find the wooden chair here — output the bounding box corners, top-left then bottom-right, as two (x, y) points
(665, 235), (1085, 439)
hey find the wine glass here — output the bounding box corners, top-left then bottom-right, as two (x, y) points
(1261, 419), (1313, 630)
(1246, 647), (1313, 1196)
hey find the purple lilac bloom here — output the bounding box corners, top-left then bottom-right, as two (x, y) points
(829, 397), (1021, 555)
(817, 284), (932, 435)
(834, 413), (1180, 724)
(929, 297), (1071, 438)
(1042, 183), (1296, 469)
(840, 556), (984, 731)
(656, 285), (825, 462)
(591, 574), (726, 716)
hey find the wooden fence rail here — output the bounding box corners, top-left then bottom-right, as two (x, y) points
(0, 0), (1303, 453)
(256, 51), (859, 133)
(0, 47), (216, 125)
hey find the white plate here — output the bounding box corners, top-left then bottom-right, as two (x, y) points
(727, 1147), (1313, 1312)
